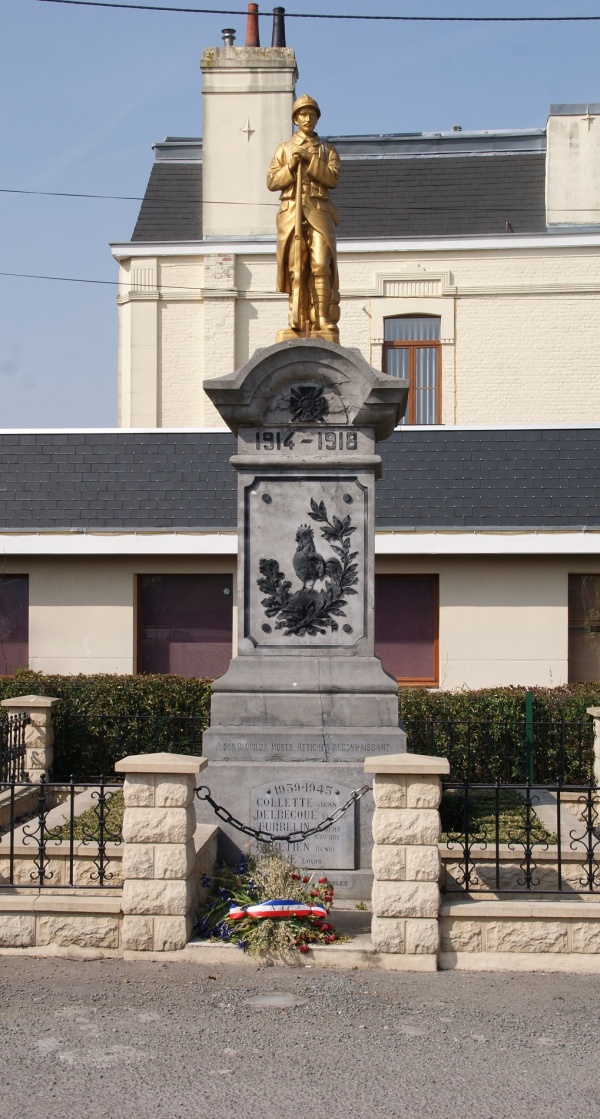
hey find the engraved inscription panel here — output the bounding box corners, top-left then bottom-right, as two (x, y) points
(251, 778), (355, 870)
(238, 426), (374, 457)
(246, 476), (367, 647)
(207, 733), (400, 762)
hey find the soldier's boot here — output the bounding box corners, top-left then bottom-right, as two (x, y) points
(312, 278), (339, 343)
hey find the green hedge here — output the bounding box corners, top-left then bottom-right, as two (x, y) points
(399, 684), (600, 781)
(0, 670), (213, 716)
(1, 673), (599, 780)
(398, 683), (600, 724)
(0, 671), (213, 777)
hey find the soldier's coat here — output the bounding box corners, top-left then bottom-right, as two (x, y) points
(267, 131), (340, 295)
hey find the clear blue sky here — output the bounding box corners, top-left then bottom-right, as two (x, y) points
(2, 0), (600, 427)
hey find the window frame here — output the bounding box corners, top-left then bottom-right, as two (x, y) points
(382, 315), (442, 426)
(374, 573), (439, 687)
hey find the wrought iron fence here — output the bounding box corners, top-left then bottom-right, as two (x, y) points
(0, 713), (29, 782)
(406, 717), (594, 783)
(52, 712), (205, 778)
(441, 778), (600, 895)
(0, 776), (123, 888)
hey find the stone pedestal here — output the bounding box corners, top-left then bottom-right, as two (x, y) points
(200, 341), (408, 893)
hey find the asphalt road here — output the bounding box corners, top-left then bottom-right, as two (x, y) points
(1, 955), (598, 1119)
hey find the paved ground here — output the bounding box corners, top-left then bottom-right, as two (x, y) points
(1, 955), (598, 1119)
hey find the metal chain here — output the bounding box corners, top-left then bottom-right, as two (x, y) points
(195, 783), (372, 845)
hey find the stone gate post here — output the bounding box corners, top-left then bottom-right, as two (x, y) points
(115, 752), (207, 952)
(365, 753), (449, 969)
(587, 708), (600, 786)
(0, 695), (60, 781)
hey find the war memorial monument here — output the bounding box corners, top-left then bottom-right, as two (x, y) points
(198, 95), (408, 898)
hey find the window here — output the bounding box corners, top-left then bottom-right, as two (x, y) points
(374, 574), (439, 685)
(0, 576), (28, 675)
(568, 574), (600, 682)
(138, 574), (233, 678)
(383, 315), (441, 425)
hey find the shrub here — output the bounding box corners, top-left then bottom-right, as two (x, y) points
(0, 673), (598, 780)
(399, 684), (600, 781)
(0, 671), (212, 776)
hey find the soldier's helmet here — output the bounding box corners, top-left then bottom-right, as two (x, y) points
(292, 94), (321, 122)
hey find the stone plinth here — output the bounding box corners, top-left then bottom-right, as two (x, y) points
(115, 753), (206, 952)
(200, 341), (408, 891)
(366, 753), (449, 966)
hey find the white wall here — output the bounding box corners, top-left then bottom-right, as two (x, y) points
(9, 556), (236, 676)
(116, 241), (600, 427)
(3, 552), (599, 688)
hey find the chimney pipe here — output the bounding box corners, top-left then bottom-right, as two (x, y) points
(271, 6), (286, 47)
(221, 28), (236, 46)
(245, 3), (260, 47)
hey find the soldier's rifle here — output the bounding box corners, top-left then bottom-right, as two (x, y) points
(291, 155), (303, 332)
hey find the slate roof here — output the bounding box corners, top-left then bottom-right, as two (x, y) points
(0, 429), (598, 532)
(130, 137), (547, 242)
(334, 154), (546, 238)
(129, 123), (548, 243)
(132, 163), (203, 242)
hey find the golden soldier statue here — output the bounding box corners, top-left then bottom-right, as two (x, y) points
(267, 94), (341, 343)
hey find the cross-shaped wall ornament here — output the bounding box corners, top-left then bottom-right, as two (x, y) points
(581, 106), (596, 132)
(240, 119), (255, 142)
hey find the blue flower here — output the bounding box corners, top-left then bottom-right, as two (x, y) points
(200, 874), (212, 888)
(236, 939), (248, 951)
(220, 925), (231, 942)
(236, 857), (249, 874)
(217, 887), (231, 900)
(206, 899), (217, 911)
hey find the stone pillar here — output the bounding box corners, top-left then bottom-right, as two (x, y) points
(0, 695), (60, 781)
(587, 708), (600, 786)
(115, 752), (207, 953)
(365, 753), (449, 969)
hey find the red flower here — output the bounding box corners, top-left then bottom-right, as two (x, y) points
(298, 944), (310, 954)
(302, 877), (310, 883)
(289, 873), (301, 880)
(318, 877), (328, 884)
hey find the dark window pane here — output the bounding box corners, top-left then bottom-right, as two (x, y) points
(138, 574), (233, 678)
(384, 316), (440, 342)
(0, 576), (28, 675)
(374, 575), (438, 682)
(568, 574), (600, 682)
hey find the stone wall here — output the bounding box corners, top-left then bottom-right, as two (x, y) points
(0, 895), (123, 952)
(0, 752), (217, 953)
(440, 898), (600, 972)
